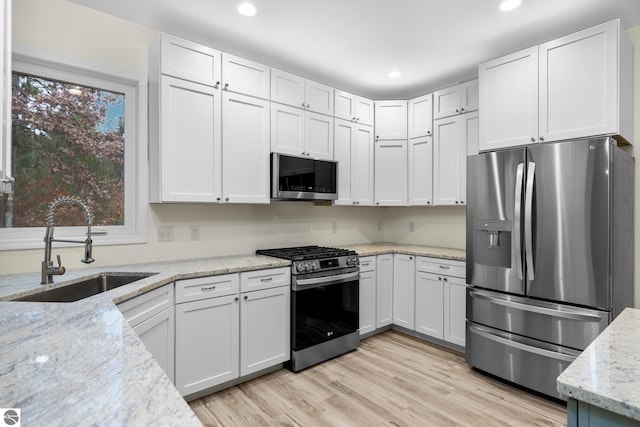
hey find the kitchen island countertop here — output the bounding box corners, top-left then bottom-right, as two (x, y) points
(557, 307), (640, 422)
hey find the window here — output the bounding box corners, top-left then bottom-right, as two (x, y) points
(0, 52), (147, 249)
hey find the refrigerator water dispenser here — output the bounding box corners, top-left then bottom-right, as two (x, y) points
(475, 220), (511, 268)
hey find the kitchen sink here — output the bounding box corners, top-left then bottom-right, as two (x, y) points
(15, 272), (157, 303)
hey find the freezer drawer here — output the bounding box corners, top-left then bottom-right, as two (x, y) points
(466, 323), (581, 400)
(467, 288), (609, 350)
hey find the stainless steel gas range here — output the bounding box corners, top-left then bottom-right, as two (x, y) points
(256, 245), (360, 372)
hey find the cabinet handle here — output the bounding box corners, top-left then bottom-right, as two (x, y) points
(214, 81), (220, 89)
(439, 265), (450, 269)
(260, 277), (273, 282)
(540, 136), (545, 142)
(244, 295), (248, 300)
(224, 83), (229, 90)
(201, 285), (216, 291)
(362, 262), (370, 267)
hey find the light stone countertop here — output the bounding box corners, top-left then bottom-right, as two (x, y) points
(557, 307), (640, 422)
(0, 244), (462, 425)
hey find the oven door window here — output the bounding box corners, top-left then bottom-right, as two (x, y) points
(292, 279), (359, 350)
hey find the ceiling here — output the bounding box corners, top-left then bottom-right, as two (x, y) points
(71, 0), (640, 100)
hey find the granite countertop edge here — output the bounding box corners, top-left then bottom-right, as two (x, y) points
(556, 308), (640, 422)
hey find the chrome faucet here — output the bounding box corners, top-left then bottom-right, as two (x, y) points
(41, 196), (95, 285)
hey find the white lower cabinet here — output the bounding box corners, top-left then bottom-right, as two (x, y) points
(376, 254), (394, 328)
(392, 254), (415, 329)
(240, 283), (290, 376)
(358, 256), (376, 335)
(415, 257), (467, 347)
(118, 284), (175, 383)
(175, 293), (240, 397)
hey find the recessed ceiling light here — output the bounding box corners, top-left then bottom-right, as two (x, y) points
(388, 70), (402, 79)
(500, 0), (522, 11)
(237, 2), (257, 16)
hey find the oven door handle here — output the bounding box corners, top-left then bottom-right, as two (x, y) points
(293, 271), (360, 290)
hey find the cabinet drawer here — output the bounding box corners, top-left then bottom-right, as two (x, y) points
(240, 267), (290, 293)
(175, 274), (239, 303)
(416, 256), (465, 278)
(118, 284), (174, 327)
(359, 256), (376, 272)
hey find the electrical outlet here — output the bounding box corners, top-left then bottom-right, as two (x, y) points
(157, 226), (174, 242)
(190, 225), (200, 241)
(409, 221), (415, 232)
(332, 222), (337, 233)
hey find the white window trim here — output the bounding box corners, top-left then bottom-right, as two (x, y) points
(0, 49), (148, 250)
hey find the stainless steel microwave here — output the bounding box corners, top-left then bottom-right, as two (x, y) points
(271, 153), (338, 201)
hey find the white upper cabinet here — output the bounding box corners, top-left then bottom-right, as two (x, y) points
(335, 90), (374, 126)
(408, 93), (433, 139)
(222, 92), (270, 204)
(271, 103), (334, 160)
(334, 120), (374, 206)
(433, 80), (478, 120)
(159, 34), (221, 87)
(271, 69), (334, 116)
(408, 136), (433, 206)
(374, 140), (408, 206)
(433, 111), (477, 206)
(375, 100), (408, 140)
(538, 20), (630, 143)
(221, 53), (270, 99)
(479, 19), (632, 152)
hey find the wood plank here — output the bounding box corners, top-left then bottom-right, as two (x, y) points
(190, 331), (566, 426)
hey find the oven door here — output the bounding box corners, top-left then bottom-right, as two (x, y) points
(291, 270), (359, 351)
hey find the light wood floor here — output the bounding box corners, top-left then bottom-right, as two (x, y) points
(190, 331), (566, 426)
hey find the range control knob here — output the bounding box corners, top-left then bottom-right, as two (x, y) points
(296, 262), (305, 273)
(346, 256), (358, 266)
(304, 262), (311, 272)
(311, 261), (319, 271)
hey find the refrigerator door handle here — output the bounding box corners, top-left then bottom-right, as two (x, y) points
(514, 163), (524, 280)
(524, 162), (536, 280)
(468, 324), (577, 363)
(468, 290), (607, 322)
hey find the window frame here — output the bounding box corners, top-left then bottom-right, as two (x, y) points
(0, 50), (148, 250)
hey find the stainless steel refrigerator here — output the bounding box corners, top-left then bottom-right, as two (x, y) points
(465, 137), (633, 400)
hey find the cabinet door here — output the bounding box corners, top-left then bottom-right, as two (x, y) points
(240, 286), (290, 376)
(222, 92), (270, 204)
(479, 46), (539, 151)
(335, 90), (356, 122)
(305, 80), (334, 116)
(222, 53), (270, 99)
(443, 276), (467, 347)
(376, 254), (394, 328)
(408, 93), (433, 139)
(433, 86), (460, 120)
(305, 112), (334, 160)
(539, 20), (618, 143)
(270, 102), (305, 156)
(353, 125), (374, 205)
(392, 254), (415, 330)
(433, 117), (463, 206)
(374, 140), (408, 206)
(415, 272), (443, 339)
(160, 76), (221, 202)
(374, 101), (408, 140)
(408, 136), (433, 206)
(459, 80), (479, 113)
(160, 34), (221, 86)
(175, 294), (239, 397)
(355, 97), (374, 127)
(359, 269), (376, 335)
(133, 306), (175, 383)
(271, 69), (305, 107)
(459, 111), (477, 203)
(334, 120), (355, 205)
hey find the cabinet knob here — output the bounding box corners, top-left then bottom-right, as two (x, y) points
(455, 201), (459, 204)
(444, 277), (448, 282)
(306, 103), (310, 108)
(456, 109), (459, 113)
(244, 295), (248, 300)
(216, 197), (221, 201)
(235, 297), (239, 301)
(352, 117), (356, 122)
(439, 277), (443, 281)
(376, 136), (379, 140)
(531, 137), (536, 143)
(214, 81), (220, 89)
(540, 136), (545, 142)
(356, 117), (360, 122)
(356, 201), (360, 205)
(301, 102), (306, 107)
(224, 83), (229, 90)
(427, 130), (431, 135)
(461, 107), (465, 112)
(225, 197), (229, 202)
(376, 202), (380, 205)
(409, 256), (413, 260)
(427, 201), (431, 205)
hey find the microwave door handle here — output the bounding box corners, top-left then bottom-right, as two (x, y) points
(514, 163), (524, 280)
(524, 162), (536, 281)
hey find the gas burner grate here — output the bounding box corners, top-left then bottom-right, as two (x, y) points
(256, 245), (356, 261)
